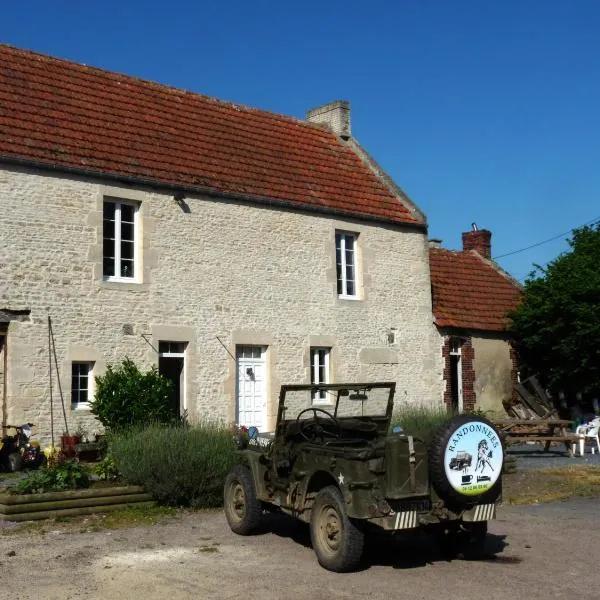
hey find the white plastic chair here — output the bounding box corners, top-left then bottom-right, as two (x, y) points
(573, 420), (600, 456)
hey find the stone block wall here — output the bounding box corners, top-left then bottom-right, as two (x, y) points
(0, 166), (444, 443)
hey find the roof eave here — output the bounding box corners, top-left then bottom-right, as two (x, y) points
(0, 154), (427, 232)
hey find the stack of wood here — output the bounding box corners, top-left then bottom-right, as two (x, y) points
(504, 375), (558, 420)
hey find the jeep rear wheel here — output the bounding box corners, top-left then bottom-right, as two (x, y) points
(223, 465), (262, 535)
(310, 485), (364, 572)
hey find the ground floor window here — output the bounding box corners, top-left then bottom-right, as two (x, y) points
(71, 362), (94, 409)
(310, 347), (331, 404)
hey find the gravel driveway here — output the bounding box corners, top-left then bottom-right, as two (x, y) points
(1, 498), (599, 600)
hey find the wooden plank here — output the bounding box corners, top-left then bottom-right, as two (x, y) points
(526, 376), (556, 412)
(515, 384), (552, 418)
(0, 492), (152, 515)
(0, 501), (155, 522)
(0, 485), (146, 505)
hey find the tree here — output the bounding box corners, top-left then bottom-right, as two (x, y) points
(510, 223), (600, 402)
(91, 358), (174, 430)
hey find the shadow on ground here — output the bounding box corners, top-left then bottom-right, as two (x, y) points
(261, 512), (515, 570)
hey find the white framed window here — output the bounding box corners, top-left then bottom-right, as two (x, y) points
(71, 362), (94, 409)
(311, 347), (331, 404)
(335, 231), (358, 298)
(103, 199), (139, 281)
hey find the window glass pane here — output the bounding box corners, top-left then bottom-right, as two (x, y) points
(346, 276), (355, 297)
(121, 259), (135, 278)
(120, 204), (135, 223)
(103, 238), (115, 258)
(103, 219), (115, 239)
(103, 258), (114, 277)
(121, 222), (134, 242)
(121, 240), (134, 259)
(103, 202), (116, 219)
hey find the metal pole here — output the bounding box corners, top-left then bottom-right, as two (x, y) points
(48, 316), (54, 447)
(49, 316), (69, 436)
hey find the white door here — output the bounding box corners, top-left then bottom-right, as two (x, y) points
(236, 346), (267, 431)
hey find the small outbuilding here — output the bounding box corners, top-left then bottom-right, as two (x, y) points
(429, 227), (522, 417)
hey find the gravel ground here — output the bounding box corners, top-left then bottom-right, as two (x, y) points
(1, 499), (600, 600)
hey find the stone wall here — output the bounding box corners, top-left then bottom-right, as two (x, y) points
(0, 166), (444, 442)
(472, 336), (514, 417)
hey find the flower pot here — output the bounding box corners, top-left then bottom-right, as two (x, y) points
(60, 435), (81, 458)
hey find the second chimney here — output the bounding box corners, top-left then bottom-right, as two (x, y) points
(306, 100), (351, 139)
(462, 226), (492, 259)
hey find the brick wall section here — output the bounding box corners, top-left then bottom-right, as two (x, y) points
(0, 167), (444, 444)
(461, 339), (476, 411)
(461, 230), (492, 259)
(442, 336), (476, 412)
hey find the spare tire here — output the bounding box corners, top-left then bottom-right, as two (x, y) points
(428, 414), (504, 506)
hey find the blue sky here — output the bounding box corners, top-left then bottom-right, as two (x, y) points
(2, 1), (599, 281)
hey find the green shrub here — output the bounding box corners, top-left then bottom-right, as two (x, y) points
(91, 358), (174, 430)
(93, 455), (120, 481)
(391, 405), (451, 439)
(16, 460), (90, 494)
(109, 423), (237, 507)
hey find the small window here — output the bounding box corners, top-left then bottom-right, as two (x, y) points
(335, 231), (358, 298)
(72, 362), (94, 409)
(103, 199), (139, 281)
(311, 347), (331, 404)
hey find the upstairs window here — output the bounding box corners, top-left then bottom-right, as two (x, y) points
(103, 199), (138, 281)
(311, 347), (331, 404)
(72, 362), (94, 409)
(335, 231), (358, 298)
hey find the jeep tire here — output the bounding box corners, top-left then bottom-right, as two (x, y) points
(223, 465), (262, 535)
(428, 414), (503, 506)
(310, 485), (364, 572)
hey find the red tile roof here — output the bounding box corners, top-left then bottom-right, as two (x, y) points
(0, 45), (421, 226)
(429, 248), (521, 332)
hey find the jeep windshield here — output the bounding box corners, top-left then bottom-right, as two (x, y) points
(277, 382), (395, 424)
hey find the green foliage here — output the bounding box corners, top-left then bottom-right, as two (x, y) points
(510, 223), (600, 399)
(93, 455), (120, 481)
(15, 460), (90, 494)
(91, 358), (174, 430)
(109, 422), (237, 507)
(391, 405), (450, 438)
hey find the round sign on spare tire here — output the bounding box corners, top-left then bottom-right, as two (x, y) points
(429, 414), (504, 505)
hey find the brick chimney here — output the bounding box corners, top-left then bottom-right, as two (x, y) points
(462, 224), (492, 259)
(306, 100), (351, 139)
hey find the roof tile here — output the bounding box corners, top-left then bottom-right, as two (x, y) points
(429, 248), (521, 332)
(0, 45), (421, 225)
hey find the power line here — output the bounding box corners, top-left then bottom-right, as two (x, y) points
(493, 215), (600, 260)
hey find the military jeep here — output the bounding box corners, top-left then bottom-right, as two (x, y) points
(224, 382), (504, 572)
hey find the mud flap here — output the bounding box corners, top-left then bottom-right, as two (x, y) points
(462, 503), (496, 522)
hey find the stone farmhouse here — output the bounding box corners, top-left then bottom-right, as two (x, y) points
(429, 228), (522, 418)
(0, 45), (445, 441)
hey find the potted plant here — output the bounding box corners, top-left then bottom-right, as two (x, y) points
(60, 430), (81, 458)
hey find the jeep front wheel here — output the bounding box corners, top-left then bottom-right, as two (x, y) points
(223, 465), (262, 535)
(310, 485), (364, 572)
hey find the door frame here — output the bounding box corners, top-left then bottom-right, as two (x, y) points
(449, 339), (463, 413)
(235, 345), (268, 430)
(158, 341), (187, 416)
